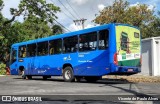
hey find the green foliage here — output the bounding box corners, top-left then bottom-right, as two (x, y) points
(10, 0), (60, 24)
(94, 0), (159, 38)
(0, 63), (6, 75)
(52, 25), (63, 35)
(0, 0), (63, 64)
(0, 0), (4, 11)
(16, 16), (52, 41)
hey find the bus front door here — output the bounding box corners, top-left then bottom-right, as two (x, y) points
(10, 47), (18, 75)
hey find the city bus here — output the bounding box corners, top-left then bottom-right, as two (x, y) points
(10, 23), (141, 82)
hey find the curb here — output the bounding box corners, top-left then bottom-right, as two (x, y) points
(0, 75), (6, 76)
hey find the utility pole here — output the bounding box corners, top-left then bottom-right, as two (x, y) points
(73, 18), (87, 29)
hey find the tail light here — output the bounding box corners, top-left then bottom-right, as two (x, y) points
(114, 52), (118, 65)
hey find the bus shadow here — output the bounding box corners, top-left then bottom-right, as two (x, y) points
(96, 78), (132, 84)
(13, 77), (64, 82)
(13, 76), (133, 84)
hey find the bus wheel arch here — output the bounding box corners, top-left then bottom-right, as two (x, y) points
(62, 64), (75, 82)
(63, 64), (73, 70)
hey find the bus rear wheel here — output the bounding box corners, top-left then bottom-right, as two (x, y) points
(63, 66), (75, 82)
(85, 76), (101, 82)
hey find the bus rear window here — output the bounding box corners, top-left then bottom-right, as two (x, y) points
(99, 30), (109, 50)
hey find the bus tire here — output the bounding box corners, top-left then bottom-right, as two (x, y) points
(63, 66), (75, 82)
(85, 76), (101, 82)
(26, 75), (32, 80)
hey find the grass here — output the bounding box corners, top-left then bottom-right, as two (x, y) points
(0, 69), (6, 75)
(0, 63), (6, 75)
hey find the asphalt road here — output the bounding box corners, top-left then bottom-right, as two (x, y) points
(0, 75), (160, 104)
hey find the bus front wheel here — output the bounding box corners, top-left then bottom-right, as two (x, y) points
(63, 66), (75, 82)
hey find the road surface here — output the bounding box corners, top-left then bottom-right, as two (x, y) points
(0, 75), (159, 104)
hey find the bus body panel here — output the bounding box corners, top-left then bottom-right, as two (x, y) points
(112, 24), (141, 74)
(9, 23), (141, 77)
(19, 50), (110, 76)
(74, 50), (110, 76)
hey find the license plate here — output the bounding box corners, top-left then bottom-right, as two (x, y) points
(128, 69), (133, 72)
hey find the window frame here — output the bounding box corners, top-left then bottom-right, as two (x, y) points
(63, 35), (78, 54)
(79, 32), (97, 52)
(98, 29), (109, 50)
(18, 45), (27, 58)
(37, 41), (49, 56)
(49, 39), (62, 55)
(27, 43), (37, 57)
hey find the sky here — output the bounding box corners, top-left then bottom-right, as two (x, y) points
(1, 0), (160, 32)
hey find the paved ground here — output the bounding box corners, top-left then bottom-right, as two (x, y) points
(0, 75), (160, 104)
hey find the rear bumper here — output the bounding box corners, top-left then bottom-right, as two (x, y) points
(117, 66), (140, 73)
(110, 64), (141, 75)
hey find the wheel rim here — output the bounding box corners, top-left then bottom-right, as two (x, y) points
(65, 70), (71, 80)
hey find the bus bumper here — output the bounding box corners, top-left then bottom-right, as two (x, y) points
(110, 64), (141, 75)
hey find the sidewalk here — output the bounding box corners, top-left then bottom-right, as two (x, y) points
(103, 74), (160, 83)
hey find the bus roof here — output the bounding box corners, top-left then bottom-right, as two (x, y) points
(11, 23), (139, 47)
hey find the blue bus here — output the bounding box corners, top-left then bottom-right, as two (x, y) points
(10, 23), (141, 82)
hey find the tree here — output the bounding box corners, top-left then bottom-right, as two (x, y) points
(52, 24), (63, 35)
(4, 0), (60, 25)
(93, 0), (156, 38)
(0, 0), (61, 64)
(20, 16), (52, 40)
(143, 12), (160, 37)
(0, 0), (60, 39)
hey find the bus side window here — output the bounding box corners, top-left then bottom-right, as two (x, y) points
(37, 41), (48, 56)
(63, 36), (78, 53)
(27, 44), (37, 57)
(19, 45), (27, 58)
(23, 48), (27, 57)
(49, 39), (62, 55)
(79, 32), (97, 52)
(49, 46), (54, 54)
(99, 30), (109, 50)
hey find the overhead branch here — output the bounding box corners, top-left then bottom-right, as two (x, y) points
(3, 9), (24, 26)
